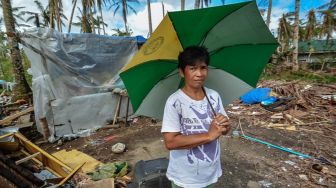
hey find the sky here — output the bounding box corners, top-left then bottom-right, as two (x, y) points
(3, 0), (332, 37)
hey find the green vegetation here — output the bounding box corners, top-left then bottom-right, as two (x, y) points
(0, 51), (32, 85)
(261, 63), (336, 84)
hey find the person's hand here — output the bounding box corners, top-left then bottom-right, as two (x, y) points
(208, 114), (229, 140)
(213, 114), (231, 135)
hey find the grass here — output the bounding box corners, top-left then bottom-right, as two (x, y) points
(0, 51), (32, 86)
(261, 64), (336, 84)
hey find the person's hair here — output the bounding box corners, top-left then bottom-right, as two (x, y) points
(178, 46), (209, 71)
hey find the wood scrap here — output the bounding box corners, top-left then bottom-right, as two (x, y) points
(15, 152), (41, 165)
(0, 106), (33, 126)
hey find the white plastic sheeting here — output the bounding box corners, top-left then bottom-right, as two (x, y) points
(21, 28), (138, 140)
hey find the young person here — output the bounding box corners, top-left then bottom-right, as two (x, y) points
(161, 46), (231, 188)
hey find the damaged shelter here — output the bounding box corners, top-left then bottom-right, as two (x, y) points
(20, 28), (145, 142)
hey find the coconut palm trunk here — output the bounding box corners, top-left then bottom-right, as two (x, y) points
(292, 0), (300, 71)
(99, 8), (105, 34)
(68, 0), (77, 33)
(266, 0), (272, 27)
(56, 1), (62, 32)
(96, 0), (106, 35)
(194, 0), (200, 9)
(81, 0), (91, 33)
(1, 0), (31, 101)
(34, 13), (40, 27)
(49, 0), (54, 29)
(162, 1), (165, 17)
(122, 0), (128, 33)
(147, 0), (152, 35)
(90, 9), (95, 34)
(181, 0), (185, 10)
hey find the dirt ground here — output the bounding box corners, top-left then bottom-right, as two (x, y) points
(9, 81), (336, 187)
(38, 113), (335, 188)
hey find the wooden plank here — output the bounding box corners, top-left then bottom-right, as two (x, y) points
(57, 162), (85, 186)
(20, 149), (62, 178)
(15, 152), (41, 165)
(14, 122), (34, 129)
(14, 133), (73, 177)
(0, 107), (34, 126)
(0, 132), (14, 140)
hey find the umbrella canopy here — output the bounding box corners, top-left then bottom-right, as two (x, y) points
(120, 1), (278, 119)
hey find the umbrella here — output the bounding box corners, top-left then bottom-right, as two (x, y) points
(120, 1), (278, 119)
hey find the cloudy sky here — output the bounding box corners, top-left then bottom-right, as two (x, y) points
(5, 0), (331, 37)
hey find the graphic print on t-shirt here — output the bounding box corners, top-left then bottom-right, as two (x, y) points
(173, 94), (221, 164)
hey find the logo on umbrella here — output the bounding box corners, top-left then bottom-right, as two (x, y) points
(143, 36), (164, 55)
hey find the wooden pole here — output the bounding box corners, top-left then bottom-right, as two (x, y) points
(125, 97), (130, 126)
(112, 95), (122, 127)
(39, 117), (50, 141)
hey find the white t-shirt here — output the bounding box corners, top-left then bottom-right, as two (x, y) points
(161, 88), (227, 188)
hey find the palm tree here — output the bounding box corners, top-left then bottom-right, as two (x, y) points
(0, 3), (30, 27)
(24, 0), (51, 28)
(48, 0), (67, 31)
(96, 0), (107, 35)
(304, 10), (317, 41)
(0, 31), (9, 77)
(68, 0), (77, 33)
(74, 5), (92, 33)
(110, 0), (139, 34)
(87, 0), (96, 34)
(94, 16), (108, 34)
(112, 27), (132, 36)
(161, 1), (165, 18)
(319, 10), (335, 42)
(75, 0), (107, 34)
(318, 0), (336, 10)
(266, 0), (272, 27)
(1, 0), (31, 101)
(292, 0), (300, 71)
(181, 0), (185, 10)
(278, 14), (292, 53)
(317, 0), (336, 42)
(194, 0), (200, 9)
(194, 0), (211, 9)
(147, 0), (152, 35)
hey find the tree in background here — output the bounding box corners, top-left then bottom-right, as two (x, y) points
(194, 0), (211, 9)
(278, 14), (292, 54)
(68, 0), (78, 33)
(147, 0), (152, 35)
(110, 0), (139, 34)
(48, 0), (67, 31)
(266, 0), (272, 27)
(24, 0), (52, 28)
(318, 0), (336, 43)
(304, 10), (317, 41)
(292, 0), (300, 71)
(112, 27), (132, 36)
(1, 0), (31, 101)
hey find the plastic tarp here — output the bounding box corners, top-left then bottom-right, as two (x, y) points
(21, 28), (139, 140)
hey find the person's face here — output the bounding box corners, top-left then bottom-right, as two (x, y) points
(179, 61), (208, 89)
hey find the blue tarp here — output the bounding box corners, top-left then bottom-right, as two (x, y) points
(240, 88), (273, 104)
(135, 35), (147, 44)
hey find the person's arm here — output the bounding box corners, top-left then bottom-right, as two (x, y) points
(163, 115), (227, 150)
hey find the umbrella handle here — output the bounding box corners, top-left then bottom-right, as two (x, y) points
(202, 87), (216, 117)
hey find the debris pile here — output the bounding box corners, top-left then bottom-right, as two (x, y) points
(227, 80), (336, 187)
